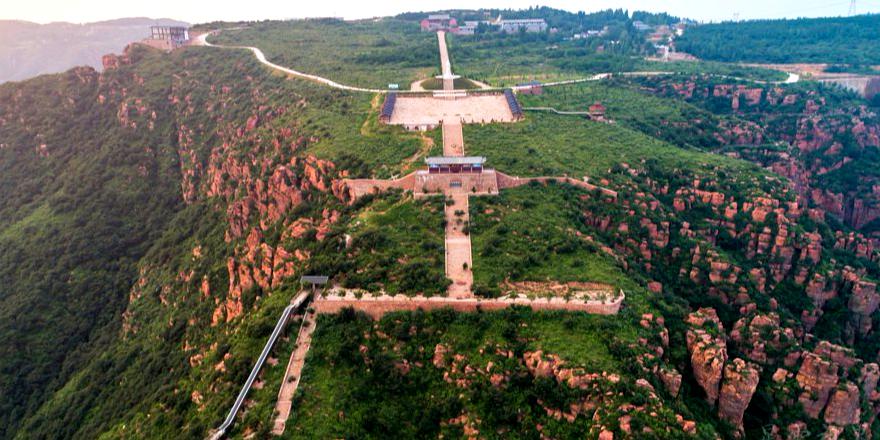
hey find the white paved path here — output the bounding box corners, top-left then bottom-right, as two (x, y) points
(197, 32), (386, 93)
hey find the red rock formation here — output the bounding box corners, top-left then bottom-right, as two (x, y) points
(658, 367), (682, 397)
(824, 382), (861, 427)
(730, 313), (796, 365)
(795, 351), (839, 418)
(718, 358), (761, 431)
(686, 308), (727, 404)
(847, 277), (880, 336)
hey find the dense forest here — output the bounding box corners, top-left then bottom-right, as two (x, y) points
(676, 14), (880, 65)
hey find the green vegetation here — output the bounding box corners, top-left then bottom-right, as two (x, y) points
(464, 110), (756, 179)
(676, 14), (880, 65)
(4, 12), (880, 440)
(294, 90), (437, 178)
(308, 191), (450, 295)
(281, 307), (704, 439)
(418, 77), (482, 90)
(208, 10), (783, 93)
(211, 19), (437, 89)
(0, 40), (437, 438)
(518, 79), (732, 149)
(0, 50), (184, 438)
(469, 184), (635, 294)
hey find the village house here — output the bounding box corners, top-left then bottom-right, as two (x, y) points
(420, 14), (457, 31)
(498, 18), (548, 33)
(573, 29), (603, 39)
(455, 22), (477, 35)
(648, 24), (673, 44)
(588, 101), (609, 122)
(632, 20), (653, 32)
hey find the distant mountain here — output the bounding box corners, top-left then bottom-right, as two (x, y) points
(0, 17), (188, 83)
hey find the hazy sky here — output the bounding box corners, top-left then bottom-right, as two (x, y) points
(3, 0), (878, 24)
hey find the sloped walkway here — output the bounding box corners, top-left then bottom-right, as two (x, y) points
(437, 31), (455, 90)
(445, 194), (473, 298)
(442, 120), (465, 156)
(271, 307), (318, 435)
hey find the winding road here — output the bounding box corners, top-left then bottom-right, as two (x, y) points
(197, 32), (386, 93)
(197, 30), (798, 97)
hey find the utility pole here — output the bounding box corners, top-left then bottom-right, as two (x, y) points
(849, 0), (857, 16)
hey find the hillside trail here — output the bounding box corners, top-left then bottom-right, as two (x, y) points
(271, 307), (317, 435)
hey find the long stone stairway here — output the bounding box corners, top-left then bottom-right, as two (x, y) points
(270, 307), (317, 435)
(445, 193), (473, 298)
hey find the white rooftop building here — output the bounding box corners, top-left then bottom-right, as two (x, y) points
(498, 19), (548, 33)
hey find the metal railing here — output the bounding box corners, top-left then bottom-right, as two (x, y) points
(208, 291), (311, 440)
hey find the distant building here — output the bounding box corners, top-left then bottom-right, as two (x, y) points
(421, 14), (457, 31)
(517, 81), (543, 95)
(498, 19), (548, 33)
(674, 22), (687, 36)
(632, 21), (653, 32)
(573, 29), (603, 39)
(454, 24), (476, 35)
(141, 26), (190, 51)
(426, 156), (486, 174)
(379, 93), (397, 124)
(588, 101), (607, 120)
(421, 15), (548, 35)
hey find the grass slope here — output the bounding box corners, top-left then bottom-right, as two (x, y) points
(469, 184), (635, 291)
(210, 19), (437, 89)
(282, 308), (677, 439)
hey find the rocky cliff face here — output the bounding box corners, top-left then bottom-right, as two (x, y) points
(639, 76), (880, 236)
(0, 41), (369, 438)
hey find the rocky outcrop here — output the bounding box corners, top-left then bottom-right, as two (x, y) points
(796, 350), (840, 418)
(718, 358), (761, 431)
(686, 308), (727, 404)
(847, 275), (880, 336)
(730, 313), (796, 365)
(823, 382), (860, 427)
(658, 367), (682, 397)
(646, 77), (880, 233)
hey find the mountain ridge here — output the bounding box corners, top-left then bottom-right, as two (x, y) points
(0, 17), (188, 83)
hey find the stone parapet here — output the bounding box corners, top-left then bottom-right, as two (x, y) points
(313, 290), (625, 319)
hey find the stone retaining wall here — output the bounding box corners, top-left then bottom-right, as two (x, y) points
(313, 292), (624, 319)
(496, 172), (618, 199)
(343, 173), (417, 198)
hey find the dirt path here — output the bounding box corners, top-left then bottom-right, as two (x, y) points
(401, 133), (435, 172)
(410, 79), (427, 91)
(271, 307), (318, 435)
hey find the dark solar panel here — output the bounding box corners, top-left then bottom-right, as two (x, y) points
(504, 89), (523, 118)
(380, 93), (397, 120)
